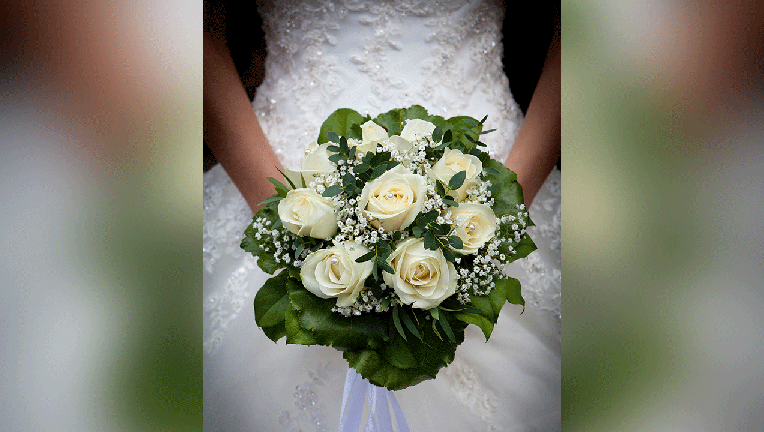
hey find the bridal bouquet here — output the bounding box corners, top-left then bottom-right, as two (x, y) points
(242, 105), (535, 390)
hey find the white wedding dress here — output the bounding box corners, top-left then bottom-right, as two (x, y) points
(203, 1), (561, 430)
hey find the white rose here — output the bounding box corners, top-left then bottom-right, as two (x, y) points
(358, 165), (427, 232)
(450, 203), (497, 254)
(400, 119), (436, 142)
(383, 238), (457, 309)
(301, 242), (373, 307)
(361, 120), (389, 144)
(278, 188), (338, 239)
(300, 142), (335, 181)
(429, 148), (483, 201)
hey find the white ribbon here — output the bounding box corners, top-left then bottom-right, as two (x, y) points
(338, 369), (410, 432)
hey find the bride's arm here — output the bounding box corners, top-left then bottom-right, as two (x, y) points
(204, 16), (283, 213)
(503, 21), (561, 208)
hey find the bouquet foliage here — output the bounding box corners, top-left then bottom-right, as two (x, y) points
(242, 105), (535, 390)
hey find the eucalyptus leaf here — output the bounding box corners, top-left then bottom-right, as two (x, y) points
(448, 170), (467, 190)
(355, 251), (376, 263)
(322, 185), (343, 197)
(448, 235), (463, 249)
(443, 197), (459, 207)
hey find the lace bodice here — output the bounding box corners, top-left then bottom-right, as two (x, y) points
(253, 0), (522, 170)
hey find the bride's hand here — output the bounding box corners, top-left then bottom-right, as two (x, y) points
(204, 12), (284, 213)
(504, 18), (560, 208)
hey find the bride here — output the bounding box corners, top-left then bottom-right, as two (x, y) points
(203, 1), (560, 430)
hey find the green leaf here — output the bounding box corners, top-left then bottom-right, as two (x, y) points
(349, 123), (363, 140)
(381, 335), (418, 369)
(275, 167), (296, 189)
(267, 177), (289, 197)
(443, 197), (459, 207)
(392, 306), (407, 341)
(328, 154), (343, 163)
(378, 259), (395, 275)
(355, 251), (376, 263)
(480, 128), (497, 135)
(431, 320), (443, 340)
(441, 247), (456, 263)
(257, 195), (283, 207)
(318, 109), (365, 144)
(257, 253), (283, 275)
(253, 271), (291, 342)
(327, 131), (339, 143)
(429, 308), (440, 320)
(322, 185), (344, 197)
(343, 173), (356, 189)
(354, 163), (370, 174)
(481, 158), (524, 216)
(448, 235), (463, 249)
(454, 311), (494, 340)
(285, 305), (317, 345)
(507, 233), (537, 263)
(398, 307), (422, 341)
(369, 163), (389, 180)
(448, 170), (467, 190)
(288, 284), (389, 349)
(342, 307), (467, 390)
(423, 232), (437, 250)
(432, 223), (450, 236)
(439, 313), (456, 343)
(443, 129), (453, 144)
(432, 126), (443, 143)
(435, 181), (446, 196)
(495, 276), (525, 307)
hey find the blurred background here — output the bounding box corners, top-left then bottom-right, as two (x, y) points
(0, 0), (202, 430)
(0, 0), (762, 431)
(563, 0), (764, 430)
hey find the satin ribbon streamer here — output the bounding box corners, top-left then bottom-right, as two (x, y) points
(338, 369), (410, 432)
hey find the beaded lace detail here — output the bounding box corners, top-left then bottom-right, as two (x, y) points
(253, 0), (522, 170)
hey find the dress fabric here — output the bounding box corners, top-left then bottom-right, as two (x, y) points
(203, 0), (561, 430)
